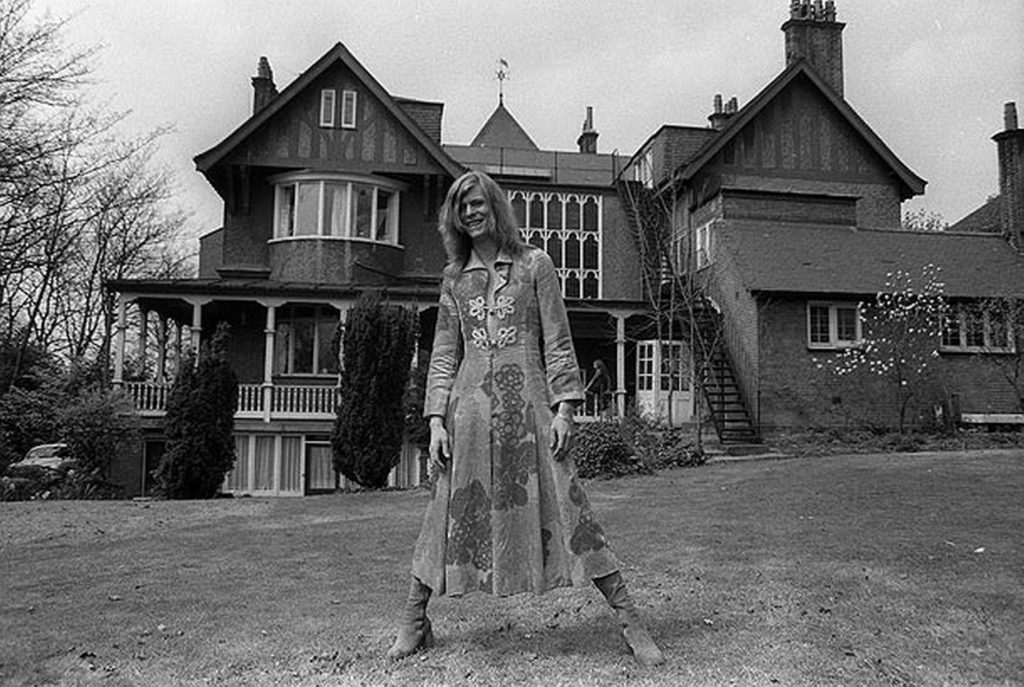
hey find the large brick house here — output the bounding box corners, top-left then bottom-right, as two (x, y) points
(107, 0), (1024, 496)
(617, 0), (1024, 432)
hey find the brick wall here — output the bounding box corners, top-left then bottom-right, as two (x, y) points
(198, 228), (223, 277)
(755, 296), (1023, 430)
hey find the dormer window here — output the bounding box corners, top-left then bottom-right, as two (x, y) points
(271, 172), (401, 244)
(341, 89), (357, 128)
(319, 89), (336, 127)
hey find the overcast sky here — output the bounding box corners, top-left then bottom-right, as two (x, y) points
(40, 0), (1024, 238)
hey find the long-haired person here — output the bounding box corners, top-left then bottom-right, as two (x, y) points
(386, 171), (664, 667)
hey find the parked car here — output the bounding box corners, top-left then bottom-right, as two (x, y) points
(5, 443), (76, 477)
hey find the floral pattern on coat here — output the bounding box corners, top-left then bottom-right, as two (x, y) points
(411, 247), (619, 597)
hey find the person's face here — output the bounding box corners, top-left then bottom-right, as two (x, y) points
(459, 186), (492, 241)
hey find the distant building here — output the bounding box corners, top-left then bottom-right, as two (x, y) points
(107, 0), (1024, 497)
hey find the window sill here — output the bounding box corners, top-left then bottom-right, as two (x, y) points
(273, 374), (340, 383)
(939, 347), (1016, 356)
(269, 236), (404, 249)
(807, 341), (861, 351)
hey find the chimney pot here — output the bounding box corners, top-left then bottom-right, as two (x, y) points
(251, 56), (278, 114)
(577, 106), (599, 154)
(1005, 102), (1019, 131)
(714, 93), (723, 114)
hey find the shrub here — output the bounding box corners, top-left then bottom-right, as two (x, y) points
(59, 388), (138, 477)
(155, 323), (239, 499)
(332, 294), (416, 488)
(570, 420), (651, 479)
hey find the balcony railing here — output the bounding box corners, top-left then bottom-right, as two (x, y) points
(123, 381), (341, 421)
(124, 380), (609, 423)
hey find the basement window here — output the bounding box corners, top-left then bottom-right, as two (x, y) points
(807, 302), (861, 349)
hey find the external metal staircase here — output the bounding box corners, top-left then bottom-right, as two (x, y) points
(618, 178), (760, 445)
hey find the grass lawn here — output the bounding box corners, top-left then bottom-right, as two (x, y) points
(1, 449), (1022, 686)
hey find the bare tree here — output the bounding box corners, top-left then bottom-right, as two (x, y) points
(0, 0), (194, 392)
(618, 178), (727, 453)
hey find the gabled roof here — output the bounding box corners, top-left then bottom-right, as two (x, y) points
(948, 195), (1001, 234)
(470, 100), (539, 150)
(715, 220), (1024, 298)
(680, 61), (926, 200)
(194, 42), (463, 178)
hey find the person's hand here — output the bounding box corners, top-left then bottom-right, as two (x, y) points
(428, 417), (451, 479)
(550, 412), (575, 460)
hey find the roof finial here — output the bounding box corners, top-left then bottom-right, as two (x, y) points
(496, 58), (509, 105)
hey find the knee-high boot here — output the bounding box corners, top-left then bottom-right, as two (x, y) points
(594, 571), (665, 667)
(386, 576), (435, 659)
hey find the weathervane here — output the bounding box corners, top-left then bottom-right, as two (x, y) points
(496, 58), (509, 104)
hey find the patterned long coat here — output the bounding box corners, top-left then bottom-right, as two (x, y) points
(411, 246), (619, 597)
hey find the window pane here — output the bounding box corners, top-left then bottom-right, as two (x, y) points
(566, 198), (580, 231)
(280, 437), (302, 493)
(565, 234), (581, 269)
(342, 90), (357, 127)
(809, 306), (830, 344)
(583, 197), (598, 232)
(511, 194), (526, 227)
(989, 308), (1009, 349)
(320, 90), (336, 127)
(565, 273), (580, 299)
(351, 184), (372, 238)
(375, 188), (393, 241)
(583, 272), (599, 298)
(942, 313), (961, 347)
(278, 185), (295, 237)
(275, 323), (293, 374)
(583, 236), (599, 269)
(254, 437), (275, 491)
(966, 309), (985, 347)
(528, 194), (544, 229)
(289, 309), (315, 374)
(836, 307), (857, 342)
(323, 183), (348, 236)
(547, 234), (562, 268)
(317, 316), (337, 374)
(295, 182), (319, 236)
(546, 196), (562, 231)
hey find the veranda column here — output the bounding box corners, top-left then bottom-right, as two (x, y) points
(155, 317), (167, 381)
(259, 300), (282, 423)
(137, 307), (149, 378)
(185, 297), (211, 364)
(113, 294), (128, 386)
(613, 311), (627, 418)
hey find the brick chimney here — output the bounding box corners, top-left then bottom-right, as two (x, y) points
(251, 56), (278, 114)
(782, 0), (845, 97)
(995, 102), (1024, 250)
(708, 94), (739, 131)
(577, 106), (599, 154)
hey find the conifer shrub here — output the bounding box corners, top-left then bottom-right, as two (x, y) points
(155, 323), (239, 499)
(332, 294), (416, 488)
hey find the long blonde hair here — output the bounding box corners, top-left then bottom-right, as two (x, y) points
(438, 171), (525, 276)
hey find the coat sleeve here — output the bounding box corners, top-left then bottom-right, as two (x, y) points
(423, 275), (462, 418)
(533, 250), (585, 408)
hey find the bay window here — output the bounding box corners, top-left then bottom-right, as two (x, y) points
(271, 173), (401, 244)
